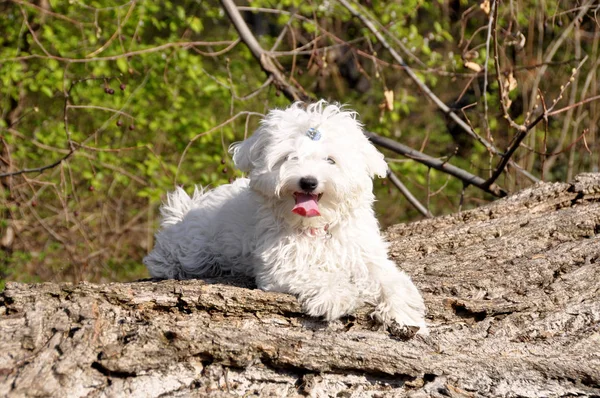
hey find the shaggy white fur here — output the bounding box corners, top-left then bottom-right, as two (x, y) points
(144, 100), (427, 333)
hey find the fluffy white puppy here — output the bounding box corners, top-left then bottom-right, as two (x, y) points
(144, 100), (427, 333)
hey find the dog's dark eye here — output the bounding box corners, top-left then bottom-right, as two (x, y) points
(326, 157), (336, 165)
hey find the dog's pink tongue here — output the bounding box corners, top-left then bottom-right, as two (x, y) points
(292, 193), (320, 217)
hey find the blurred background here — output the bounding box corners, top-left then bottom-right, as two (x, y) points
(1, 0), (598, 286)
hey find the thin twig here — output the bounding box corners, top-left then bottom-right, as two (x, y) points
(547, 94), (600, 116)
(11, 0), (84, 27)
(337, 0), (500, 155)
(524, 0), (594, 119)
(483, 7), (592, 188)
(520, 129), (590, 157)
(85, 1), (137, 58)
(191, 38), (241, 57)
(236, 76), (274, 101)
(18, 6), (52, 57)
(175, 111), (264, 184)
(4, 40), (238, 63)
(482, 0), (497, 142)
(387, 170), (432, 218)
(0, 154), (73, 178)
(67, 105), (134, 119)
(1, 72), (151, 179)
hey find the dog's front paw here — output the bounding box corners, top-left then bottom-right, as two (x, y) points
(301, 290), (358, 321)
(372, 302), (428, 335)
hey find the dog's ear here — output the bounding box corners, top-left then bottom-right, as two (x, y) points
(229, 132), (262, 173)
(362, 139), (388, 179)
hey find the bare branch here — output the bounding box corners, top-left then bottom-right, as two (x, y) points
(387, 170), (433, 218)
(220, 0), (306, 102)
(3, 40), (239, 63)
(337, 0), (500, 155)
(365, 132), (507, 197)
(482, 0), (497, 141)
(190, 38), (241, 57)
(524, 0), (594, 119)
(66, 105), (134, 119)
(175, 111), (265, 184)
(547, 94), (600, 117)
(0, 153), (74, 179)
(85, 0), (137, 58)
(484, 57), (590, 188)
(10, 0), (84, 27)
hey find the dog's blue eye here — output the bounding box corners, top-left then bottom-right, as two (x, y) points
(326, 157), (336, 165)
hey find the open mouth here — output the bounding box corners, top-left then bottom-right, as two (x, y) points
(292, 192), (322, 217)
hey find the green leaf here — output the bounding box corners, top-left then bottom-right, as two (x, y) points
(40, 86), (53, 97)
(189, 17), (203, 33)
(116, 57), (129, 73)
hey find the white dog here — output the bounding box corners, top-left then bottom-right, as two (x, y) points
(144, 101), (427, 333)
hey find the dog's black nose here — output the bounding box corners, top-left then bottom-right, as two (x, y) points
(299, 176), (318, 192)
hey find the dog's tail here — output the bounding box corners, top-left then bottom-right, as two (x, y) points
(159, 186), (205, 227)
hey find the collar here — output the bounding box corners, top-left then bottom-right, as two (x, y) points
(301, 223), (332, 239)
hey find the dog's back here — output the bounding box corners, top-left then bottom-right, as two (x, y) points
(144, 178), (258, 279)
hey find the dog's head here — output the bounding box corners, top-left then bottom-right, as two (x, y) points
(230, 100), (387, 226)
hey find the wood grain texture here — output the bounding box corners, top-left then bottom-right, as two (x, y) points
(1, 174), (599, 397)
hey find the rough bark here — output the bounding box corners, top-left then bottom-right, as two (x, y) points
(1, 174), (599, 398)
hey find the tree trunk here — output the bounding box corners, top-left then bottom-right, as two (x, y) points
(1, 174), (599, 398)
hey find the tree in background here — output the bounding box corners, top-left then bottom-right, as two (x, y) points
(0, 0), (598, 284)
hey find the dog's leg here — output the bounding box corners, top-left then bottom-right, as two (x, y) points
(298, 272), (361, 321)
(368, 259), (428, 334)
(256, 271), (360, 321)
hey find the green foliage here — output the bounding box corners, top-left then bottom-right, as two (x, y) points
(0, 0), (597, 284)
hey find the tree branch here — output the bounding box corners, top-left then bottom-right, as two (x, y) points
(220, 0), (306, 102)
(387, 170), (433, 218)
(484, 1), (591, 191)
(0, 152), (74, 178)
(220, 0), (508, 202)
(337, 0), (500, 155)
(4, 40), (239, 63)
(366, 132), (507, 197)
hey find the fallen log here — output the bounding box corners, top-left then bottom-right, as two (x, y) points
(1, 173), (599, 397)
